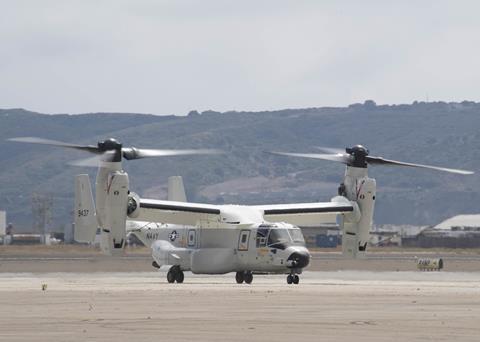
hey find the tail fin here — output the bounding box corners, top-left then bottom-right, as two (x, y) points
(74, 174), (98, 243)
(168, 176), (187, 202)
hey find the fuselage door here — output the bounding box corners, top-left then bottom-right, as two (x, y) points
(238, 230), (250, 251)
(188, 229), (196, 248)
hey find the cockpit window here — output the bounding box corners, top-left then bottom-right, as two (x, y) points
(256, 228), (269, 248)
(257, 227), (306, 249)
(267, 229), (290, 250)
(288, 229), (306, 245)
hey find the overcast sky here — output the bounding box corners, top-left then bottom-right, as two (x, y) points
(1, 1), (479, 115)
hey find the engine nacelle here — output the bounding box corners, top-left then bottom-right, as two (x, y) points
(101, 171), (129, 255)
(339, 166), (376, 258)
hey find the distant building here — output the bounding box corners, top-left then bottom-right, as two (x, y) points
(403, 214), (480, 248)
(433, 215), (480, 232)
(370, 224), (426, 247)
(300, 224), (340, 248)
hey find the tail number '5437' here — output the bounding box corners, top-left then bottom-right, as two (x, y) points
(78, 209), (90, 217)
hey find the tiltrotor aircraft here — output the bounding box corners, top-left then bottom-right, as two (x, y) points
(9, 137), (473, 284)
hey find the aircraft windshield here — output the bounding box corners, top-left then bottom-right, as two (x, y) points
(288, 229), (306, 245)
(267, 229), (291, 250)
(257, 226), (306, 249)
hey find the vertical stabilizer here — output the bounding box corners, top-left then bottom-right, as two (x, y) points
(74, 174), (98, 243)
(168, 176), (187, 202)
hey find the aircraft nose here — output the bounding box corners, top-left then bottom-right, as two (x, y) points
(287, 250), (310, 269)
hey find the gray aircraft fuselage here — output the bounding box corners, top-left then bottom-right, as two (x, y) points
(129, 221), (310, 275)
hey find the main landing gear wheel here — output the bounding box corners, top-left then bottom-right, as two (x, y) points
(175, 270), (184, 283)
(244, 271), (253, 284)
(235, 271), (253, 284)
(167, 266), (184, 284)
(235, 271), (244, 284)
(167, 269), (175, 283)
(287, 274), (300, 284)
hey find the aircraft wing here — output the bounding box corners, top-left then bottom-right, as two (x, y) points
(133, 199), (222, 226)
(132, 196), (356, 227)
(252, 197), (355, 226)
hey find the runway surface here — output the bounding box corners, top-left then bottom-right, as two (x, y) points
(2, 250), (480, 272)
(1, 271), (479, 342)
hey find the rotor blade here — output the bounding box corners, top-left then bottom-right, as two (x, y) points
(366, 156), (474, 175)
(268, 151), (351, 164)
(68, 151), (116, 167)
(315, 146), (346, 154)
(8, 137), (99, 153)
(68, 155), (104, 167)
(122, 147), (223, 160)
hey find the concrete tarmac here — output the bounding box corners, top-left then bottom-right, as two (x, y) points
(1, 271), (479, 342)
(2, 245), (480, 272)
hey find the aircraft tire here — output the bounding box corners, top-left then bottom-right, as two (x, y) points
(244, 272), (253, 284)
(175, 270), (184, 283)
(293, 275), (299, 284)
(287, 274), (293, 284)
(235, 271), (244, 284)
(167, 269), (176, 283)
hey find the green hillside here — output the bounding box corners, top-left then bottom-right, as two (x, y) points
(1, 101), (478, 232)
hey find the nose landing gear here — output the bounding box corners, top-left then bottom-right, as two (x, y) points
(235, 271), (253, 284)
(167, 265), (184, 283)
(287, 273), (300, 284)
